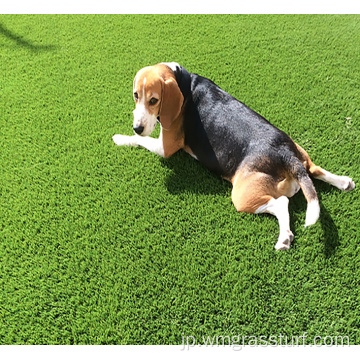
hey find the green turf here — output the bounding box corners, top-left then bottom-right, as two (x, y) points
(0, 14), (359, 345)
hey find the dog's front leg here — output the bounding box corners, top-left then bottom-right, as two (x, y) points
(112, 133), (165, 157)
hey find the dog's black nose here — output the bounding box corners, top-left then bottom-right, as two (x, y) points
(133, 126), (144, 135)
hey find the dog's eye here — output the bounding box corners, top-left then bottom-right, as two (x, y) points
(134, 92), (138, 100)
(149, 98), (158, 106)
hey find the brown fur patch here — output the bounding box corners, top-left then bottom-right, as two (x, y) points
(231, 165), (302, 213)
(295, 143), (325, 177)
(231, 169), (277, 213)
(162, 115), (185, 158)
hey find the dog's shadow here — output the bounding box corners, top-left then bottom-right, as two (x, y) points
(289, 180), (340, 257)
(161, 152), (230, 197)
(162, 152), (340, 257)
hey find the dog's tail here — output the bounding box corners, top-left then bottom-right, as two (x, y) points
(288, 156), (320, 227)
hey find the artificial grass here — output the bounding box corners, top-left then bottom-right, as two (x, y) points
(0, 14), (359, 345)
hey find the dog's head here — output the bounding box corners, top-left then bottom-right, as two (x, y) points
(132, 63), (184, 136)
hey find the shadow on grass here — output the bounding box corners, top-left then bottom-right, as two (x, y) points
(162, 152), (340, 257)
(160, 151), (230, 196)
(316, 182), (340, 258)
(0, 23), (57, 52)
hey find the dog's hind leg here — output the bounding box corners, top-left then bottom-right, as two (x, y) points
(309, 166), (355, 192)
(231, 171), (293, 250)
(295, 144), (355, 192)
(256, 196), (294, 251)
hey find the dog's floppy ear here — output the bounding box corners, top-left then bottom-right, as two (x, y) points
(159, 77), (184, 129)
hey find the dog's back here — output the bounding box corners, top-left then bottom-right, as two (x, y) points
(182, 71), (300, 181)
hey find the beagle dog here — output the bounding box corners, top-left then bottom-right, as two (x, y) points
(113, 62), (355, 250)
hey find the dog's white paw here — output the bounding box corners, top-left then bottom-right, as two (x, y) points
(275, 230), (294, 251)
(338, 176), (355, 192)
(112, 134), (138, 147)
